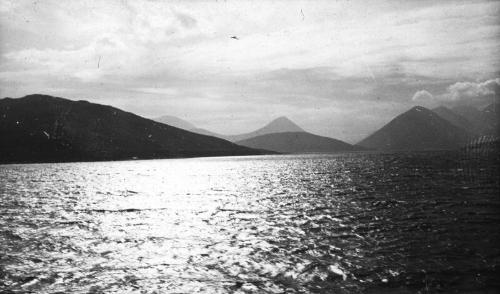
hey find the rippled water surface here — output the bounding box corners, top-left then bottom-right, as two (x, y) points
(1, 152), (499, 293)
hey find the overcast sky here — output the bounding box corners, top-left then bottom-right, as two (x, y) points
(1, 0), (499, 142)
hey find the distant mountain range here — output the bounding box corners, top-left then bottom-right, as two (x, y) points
(1, 94), (497, 163)
(236, 132), (364, 153)
(155, 103), (498, 153)
(0, 95), (269, 164)
(154, 115), (361, 153)
(152, 115), (305, 142)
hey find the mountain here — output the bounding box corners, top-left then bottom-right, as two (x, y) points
(452, 105), (483, 124)
(358, 106), (472, 151)
(452, 104), (499, 136)
(0, 94), (269, 164)
(451, 105), (485, 134)
(150, 115), (306, 142)
(235, 131), (363, 153)
(225, 116), (305, 142)
(153, 115), (196, 130)
(432, 106), (475, 134)
(480, 103), (499, 136)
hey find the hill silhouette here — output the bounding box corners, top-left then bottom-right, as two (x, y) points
(0, 94), (269, 164)
(236, 131), (363, 153)
(358, 106), (472, 151)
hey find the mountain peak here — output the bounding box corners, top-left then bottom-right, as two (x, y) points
(222, 116), (305, 142)
(409, 105), (430, 112)
(21, 94), (57, 101)
(264, 116), (304, 133)
(273, 116), (292, 121)
(358, 105), (471, 151)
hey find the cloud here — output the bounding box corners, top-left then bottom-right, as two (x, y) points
(412, 90), (435, 103)
(133, 87), (179, 96)
(412, 78), (500, 107)
(0, 0), (16, 13)
(446, 78), (500, 102)
(3, 0), (499, 82)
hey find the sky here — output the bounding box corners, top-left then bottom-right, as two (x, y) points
(0, 0), (499, 143)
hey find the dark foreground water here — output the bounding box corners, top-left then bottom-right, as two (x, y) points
(1, 151), (499, 293)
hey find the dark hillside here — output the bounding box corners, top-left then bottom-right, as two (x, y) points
(0, 94), (268, 163)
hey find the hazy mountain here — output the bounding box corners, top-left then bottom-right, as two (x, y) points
(236, 131), (363, 153)
(451, 105), (485, 133)
(153, 115), (196, 130)
(358, 106), (472, 151)
(151, 115), (307, 142)
(452, 104), (499, 136)
(452, 105), (482, 122)
(480, 103), (499, 136)
(0, 94), (269, 164)
(225, 116), (305, 142)
(432, 106), (475, 134)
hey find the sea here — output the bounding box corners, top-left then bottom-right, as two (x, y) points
(1, 151), (499, 293)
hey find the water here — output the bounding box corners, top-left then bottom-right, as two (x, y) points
(1, 152), (499, 293)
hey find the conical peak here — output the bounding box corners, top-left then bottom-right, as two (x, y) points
(264, 116), (304, 132)
(409, 105), (429, 112)
(271, 116), (293, 123)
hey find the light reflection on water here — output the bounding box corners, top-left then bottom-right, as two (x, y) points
(1, 152), (499, 293)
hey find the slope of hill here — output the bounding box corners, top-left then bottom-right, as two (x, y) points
(432, 106), (475, 134)
(0, 94), (268, 164)
(452, 105), (482, 122)
(451, 105), (485, 133)
(225, 116), (305, 142)
(153, 115), (196, 130)
(452, 103), (499, 136)
(235, 131), (363, 153)
(481, 103), (499, 136)
(189, 127), (224, 138)
(358, 106), (472, 151)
